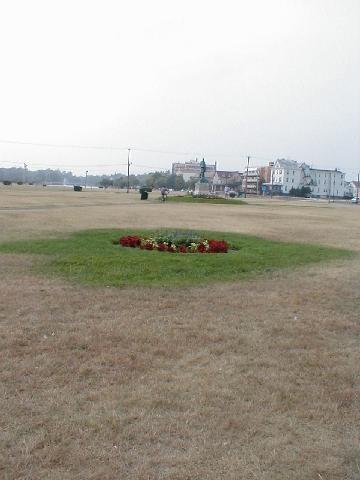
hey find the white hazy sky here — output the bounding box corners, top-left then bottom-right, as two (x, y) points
(0, 0), (359, 177)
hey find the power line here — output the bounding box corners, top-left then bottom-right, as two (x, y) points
(0, 138), (274, 160)
(0, 138), (357, 176)
(0, 139), (129, 151)
(0, 139), (193, 156)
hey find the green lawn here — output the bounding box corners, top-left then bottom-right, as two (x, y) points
(0, 229), (352, 288)
(164, 195), (246, 205)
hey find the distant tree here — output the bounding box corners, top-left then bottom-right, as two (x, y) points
(174, 174), (186, 191)
(99, 178), (113, 189)
(186, 178), (197, 191)
(289, 186), (311, 197)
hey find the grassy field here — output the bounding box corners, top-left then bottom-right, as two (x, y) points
(0, 228), (350, 287)
(1, 186), (360, 479)
(165, 194), (246, 205)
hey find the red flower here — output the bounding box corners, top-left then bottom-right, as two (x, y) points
(178, 245), (187, 253)
(144, 241), (154, 250)
(120, 235), (141, 248)
(157, 243), (167, 252)
(208, 240), (228, 253)
(197, 242), (207, 253)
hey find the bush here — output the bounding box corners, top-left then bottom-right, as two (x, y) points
(17, 181), (23, 185)
(289, 186), (312, 197)
(3, 181), (12, 185)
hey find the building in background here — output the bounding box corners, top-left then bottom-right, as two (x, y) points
(212, 171), (243, 193)
(172, 159), (217, 182)
(242, 167), (261, 195)
(307, 167), (345, 198)
(260, 159), (346, 198)
(268, 159), (303, 195)
(259, 163), (273, 184)
(349, 180), (360, 198)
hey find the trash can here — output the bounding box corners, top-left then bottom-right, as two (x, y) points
(74, 185), (82, 192)
(139, 186), (152, 200)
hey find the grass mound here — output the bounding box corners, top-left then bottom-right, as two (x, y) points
(164, 195), (246, 205)
(0, 229), (351, 288)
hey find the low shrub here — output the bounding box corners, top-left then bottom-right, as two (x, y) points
(3, 180), (12, 186)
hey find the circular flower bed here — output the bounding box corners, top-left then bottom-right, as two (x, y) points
(117, 233), (228, 253)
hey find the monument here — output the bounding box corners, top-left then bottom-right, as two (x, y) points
(194, 158), (210, 195)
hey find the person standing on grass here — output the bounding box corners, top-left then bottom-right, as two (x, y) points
(160, 186), (168, 201)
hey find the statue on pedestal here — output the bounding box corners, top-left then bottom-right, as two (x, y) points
(199, 158), (208, 183)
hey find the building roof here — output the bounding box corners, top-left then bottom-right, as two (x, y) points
(309, 168), (344, 173)
(274, 159), (299, 169)
(215, 171), (241, 177)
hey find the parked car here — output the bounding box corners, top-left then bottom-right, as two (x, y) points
(351, 197), (359, 204)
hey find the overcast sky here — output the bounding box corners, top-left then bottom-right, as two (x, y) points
(0, 0), (359, 177)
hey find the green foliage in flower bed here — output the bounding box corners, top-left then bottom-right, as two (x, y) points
(153, 230), (202, 246)
(163, 195), (246, 205)
(0, 229), (352, 288)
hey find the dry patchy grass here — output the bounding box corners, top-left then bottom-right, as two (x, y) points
(1, 187), (360, 479)
(0, 186), (359, 250)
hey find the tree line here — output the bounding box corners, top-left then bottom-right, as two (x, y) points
(0, 167), (195, 190)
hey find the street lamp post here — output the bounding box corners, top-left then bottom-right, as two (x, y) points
(244, 156), (250, 198)
(85, 170), (88, 189)
(127, 148), (131, 193)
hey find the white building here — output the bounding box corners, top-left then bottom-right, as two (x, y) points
(349, 181), (360, 198)
(269, 159), (346, 198)
(271, 159), (303, 194)
(307, 167), (345, 198)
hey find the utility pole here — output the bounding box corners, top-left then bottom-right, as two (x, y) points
(328, 172), (331, 203)
(357, 172), (359, 202)
(127, 148), (131, 193)
(244, 156), (250, 198)
(23, 163), (28, 183)
(85, 170), (88, 189)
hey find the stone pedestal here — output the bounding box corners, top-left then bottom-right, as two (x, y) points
(194, 181), (210, 195)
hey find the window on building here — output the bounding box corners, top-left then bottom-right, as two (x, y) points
(285, 186), (287, 191)
(286, 178), (289, 182)
(292, 179), (294, 183)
